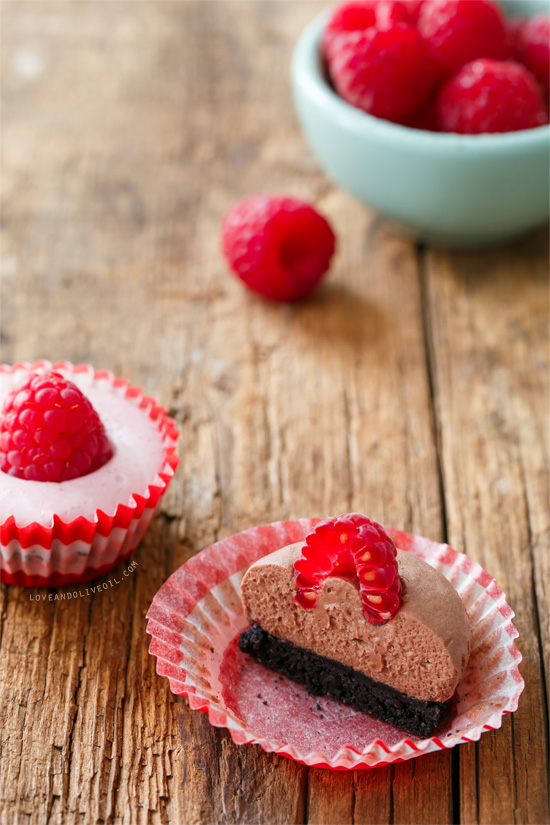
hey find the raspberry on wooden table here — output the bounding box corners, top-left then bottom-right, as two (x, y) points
(294, 514), (403, 624)
(418, 0), (511, 79)
(0, 371), (113, 482)
(221, 195), (336, 302)
(328, 23), (438, 122)
(437, 58), (549, 134)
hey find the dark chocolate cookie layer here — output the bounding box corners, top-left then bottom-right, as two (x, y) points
(238, 623), (447, 738)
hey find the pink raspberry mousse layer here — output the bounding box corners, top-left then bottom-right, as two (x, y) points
(241, 542), (470, 703)
(0, 373), (165, 528)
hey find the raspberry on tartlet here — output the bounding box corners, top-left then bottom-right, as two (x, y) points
(0, 371), (113, 482)
(221, 195), (336, 302)
(294, 514), (403, 623)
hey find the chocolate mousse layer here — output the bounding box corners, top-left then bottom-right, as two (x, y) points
(239, 622), (447, 738)
(240, 542), (470, 704)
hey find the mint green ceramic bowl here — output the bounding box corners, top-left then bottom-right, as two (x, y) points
(291, 0), (550, 248)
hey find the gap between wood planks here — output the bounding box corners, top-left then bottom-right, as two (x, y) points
(417, 243), (460, 825)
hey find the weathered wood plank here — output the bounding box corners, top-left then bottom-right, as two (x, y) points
(393, 751), (454, 824)
(0, 2), (318, 822)
(177, 694), (308, 825)
(423, 233), (549, 825)
(353, 765), (393, 824)
(307, 769), (355, 824)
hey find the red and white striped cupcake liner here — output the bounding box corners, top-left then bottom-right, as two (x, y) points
(0, 361), (179, 587)
(147, 519), (523, 770)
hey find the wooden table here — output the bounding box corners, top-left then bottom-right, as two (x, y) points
(1, 2), (548, 823)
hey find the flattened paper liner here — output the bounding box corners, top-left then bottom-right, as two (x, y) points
(0, 361), (179, 587)
(146, 520), (523, 769)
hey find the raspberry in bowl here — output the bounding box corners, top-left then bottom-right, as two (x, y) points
(0, 361), (179, 587)
(291, 0), (550, 247)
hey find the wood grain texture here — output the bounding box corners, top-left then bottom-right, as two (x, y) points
(423, 237), (550, 825)
(0, 2), (548, 824)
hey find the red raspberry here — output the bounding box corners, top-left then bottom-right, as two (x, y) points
(221, 196), (336, 302)
(403, 0), (425, 23)
(0, 371), (113, 482)
(328, 23), (438, 122)
(322, 2), (377, 62)
(418, 0), (511, 79)
(513, 14), (550, 98)
(507, 16), (528, 60)
(437, 58), (549, 134)
(294, 514), (403, 624)
(375, 0), (410, 28)
(322, 1), (410, 60)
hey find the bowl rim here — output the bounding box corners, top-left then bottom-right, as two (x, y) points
(292, 9), (550, 153)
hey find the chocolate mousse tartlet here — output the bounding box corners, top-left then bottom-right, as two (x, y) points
(239, 514), (470, 738)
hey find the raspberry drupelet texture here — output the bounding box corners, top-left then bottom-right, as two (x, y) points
(294, 514), (403, 624)
(0, 371), (113, 482)
(437, 58), (549, 134)
(418, 0), (511, 79)
(328, 23), (438, 122)
(322, 2), (377, 62)
(321, 0), (409, 61)
(221, 195), (336, 302)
